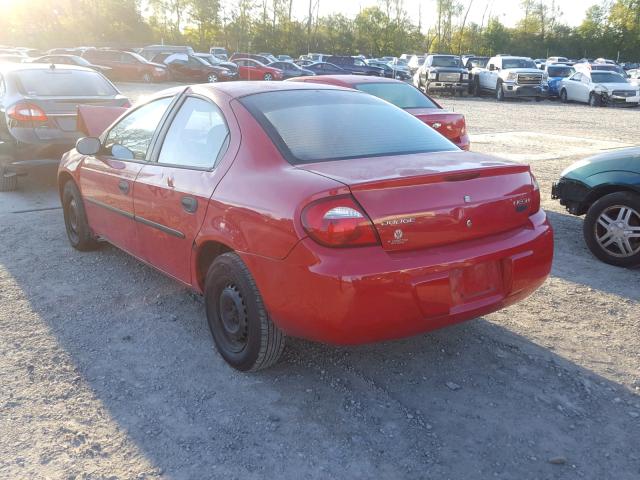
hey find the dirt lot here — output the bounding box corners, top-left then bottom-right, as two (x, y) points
(0, 83), (639, 480)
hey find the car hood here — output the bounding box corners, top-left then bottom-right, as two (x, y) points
(597, 82), (637, 91)
(562, 147), (640, 179)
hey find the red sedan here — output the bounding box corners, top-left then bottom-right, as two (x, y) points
(234, 58), (283, 81)
(59, 82), (553, 371)
(288, 75), (470, 150)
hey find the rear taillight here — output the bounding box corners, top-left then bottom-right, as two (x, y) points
(7, 103), (48, 123)
(301, 195), (380, 248)
(530, 172), (541, 213)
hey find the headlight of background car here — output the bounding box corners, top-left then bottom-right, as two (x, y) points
(428, 72), (437, 80)
(506, 72), (517, 81)
(462, 73), (469, 80)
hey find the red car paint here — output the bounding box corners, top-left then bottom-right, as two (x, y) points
(234, 58), (284, 81)
(58, 82), (552, 346)
(287, 75), (471, 150)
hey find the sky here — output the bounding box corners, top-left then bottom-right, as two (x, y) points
(290, 0), (598, 29)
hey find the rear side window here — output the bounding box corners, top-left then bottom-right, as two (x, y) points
(157, 97), (229, 169)
(14, 69), (117, 97)
(240, 89), (457, 164)
(355, 82), (438, 109)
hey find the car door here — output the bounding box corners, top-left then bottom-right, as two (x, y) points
(564, 73), (580, 100)
(580, 74), (593, 103)
(236, 59), (249, 80)
(133, 94), (235, 285)
(78, 96), (174, 256)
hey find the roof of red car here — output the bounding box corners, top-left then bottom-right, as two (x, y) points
(287, 75), (406, 88)
(191, 80), (353, 99)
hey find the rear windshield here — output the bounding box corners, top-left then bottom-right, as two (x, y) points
(15, 69), (117, 96)
(355, 82), (438, 109)
(547, 66), (574, 77)
(240, 89), (457, 164)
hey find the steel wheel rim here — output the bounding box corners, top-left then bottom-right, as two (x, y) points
(217, 284), (249, 353)
(595, 204), (640, 258)
(208, 74), (218, 83)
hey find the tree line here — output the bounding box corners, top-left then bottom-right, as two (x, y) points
(0, 0), (638, 61)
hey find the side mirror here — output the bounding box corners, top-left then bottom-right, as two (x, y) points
(76, 137), (101, 156)
(489, 64), (495, 71)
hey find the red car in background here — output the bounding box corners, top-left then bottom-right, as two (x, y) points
(234, 58), (283, 81)
(82, 49), (168, 83)
(288, 75), (471, 150)
(59, 82), (552, 371)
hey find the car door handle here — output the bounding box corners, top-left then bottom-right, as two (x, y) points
(118, 180), (130, 195)
(181, 196), (198, 213)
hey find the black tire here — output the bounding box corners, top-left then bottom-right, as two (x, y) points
(588, 92), (601, 107)
(205, 252), (285, 371)
(583, 192), (640, 268)
(62, 180), (99, 251)
(207, 73), (218, 83)
(0, 163), (17, 192)
(496, 81), (505, 101)
(142, 72), (152, 83)
(473, 78), (481, 97)
(560, 89), (568, 103)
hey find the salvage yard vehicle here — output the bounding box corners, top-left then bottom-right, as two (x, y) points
(82, 49), (169, 83)
(267, 61), (315, 79)
(0, 64), (129, 191)
(464, 56), (489, 94)
(288, 75), (470, 149)
(324, 56), (384, 76)
(305, 62), (348, 75)
(31, 54), (113, 76)
(545, 64), (575, 97)
(416, 54), (470, 94)
(559, 71), (640, 107)
(58, 82), (553, 371)
(234, 58), (283, 81)
(474, 55), (549, 101)
(552, 148), (640, 267)
(152, 53), (238, 82)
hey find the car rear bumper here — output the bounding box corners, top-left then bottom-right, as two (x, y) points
(242, 210), (553, 345)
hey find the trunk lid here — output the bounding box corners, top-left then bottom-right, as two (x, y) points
(405, 108), (466, 142)
(29, 96), (129, 133)
(298, 151), (537, 252)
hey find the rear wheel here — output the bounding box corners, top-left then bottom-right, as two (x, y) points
(583, 192), (640, 267)
(62, 181), (99, 251)
(207, 73), (218, 83)
(205, 253), (285, 371)
(142, 72), (152, 83)
(0, 155), (17, 192)
(263, 73), (273, 81)
(560, 89), (568, 103)
(473, 78), (481, 97)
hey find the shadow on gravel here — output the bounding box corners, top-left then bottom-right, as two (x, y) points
(1, 211), (639, 479)
(545, 210), (639, 301)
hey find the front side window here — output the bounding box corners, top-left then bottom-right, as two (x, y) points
(241, 89), (457, 164)
(104, 97), (173, 160)
(157, 97), (229, 169)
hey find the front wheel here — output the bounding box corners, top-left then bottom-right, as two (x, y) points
(496, 82), (505, 101)
(142, 72), (152, 83)
(62, 181), (99, 251)
(207, 73), (218, 83)
(560, 89), (568, 103)
(0, 156), (17, 192)
(205, 253), (285, 371)
(588, 92), (601, 107)
(583, 192), (640, 267)
(263, 73), (273, 81)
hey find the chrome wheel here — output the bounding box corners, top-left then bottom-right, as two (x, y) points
(208, 74), (218, 83)
(594, 205), (640, 258)
(263, 73), (273, 81)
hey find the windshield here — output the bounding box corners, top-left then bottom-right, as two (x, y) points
(15, 69), (117, 96)
(547, 66), (574, 78)
(432, 56), (461, 67)
(591, 72), (627, 83)
(591, 64), (624, 74)
(356, 82), (438, 109)
(128, 51), (148, 63)
(240, 90), (456, 164)
(501, 58), (536, 69)
(469, 58), (488, 68)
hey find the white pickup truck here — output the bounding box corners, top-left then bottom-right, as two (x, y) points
(473, 55), (549, 101)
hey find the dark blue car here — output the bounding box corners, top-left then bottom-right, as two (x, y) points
(546, 64), (575, 97)
(305, 62), (348, 76)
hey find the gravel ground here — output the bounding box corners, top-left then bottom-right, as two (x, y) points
(0, 83), (639, 480)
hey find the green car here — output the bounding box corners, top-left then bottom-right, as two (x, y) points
(552, 148), (640, 267)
